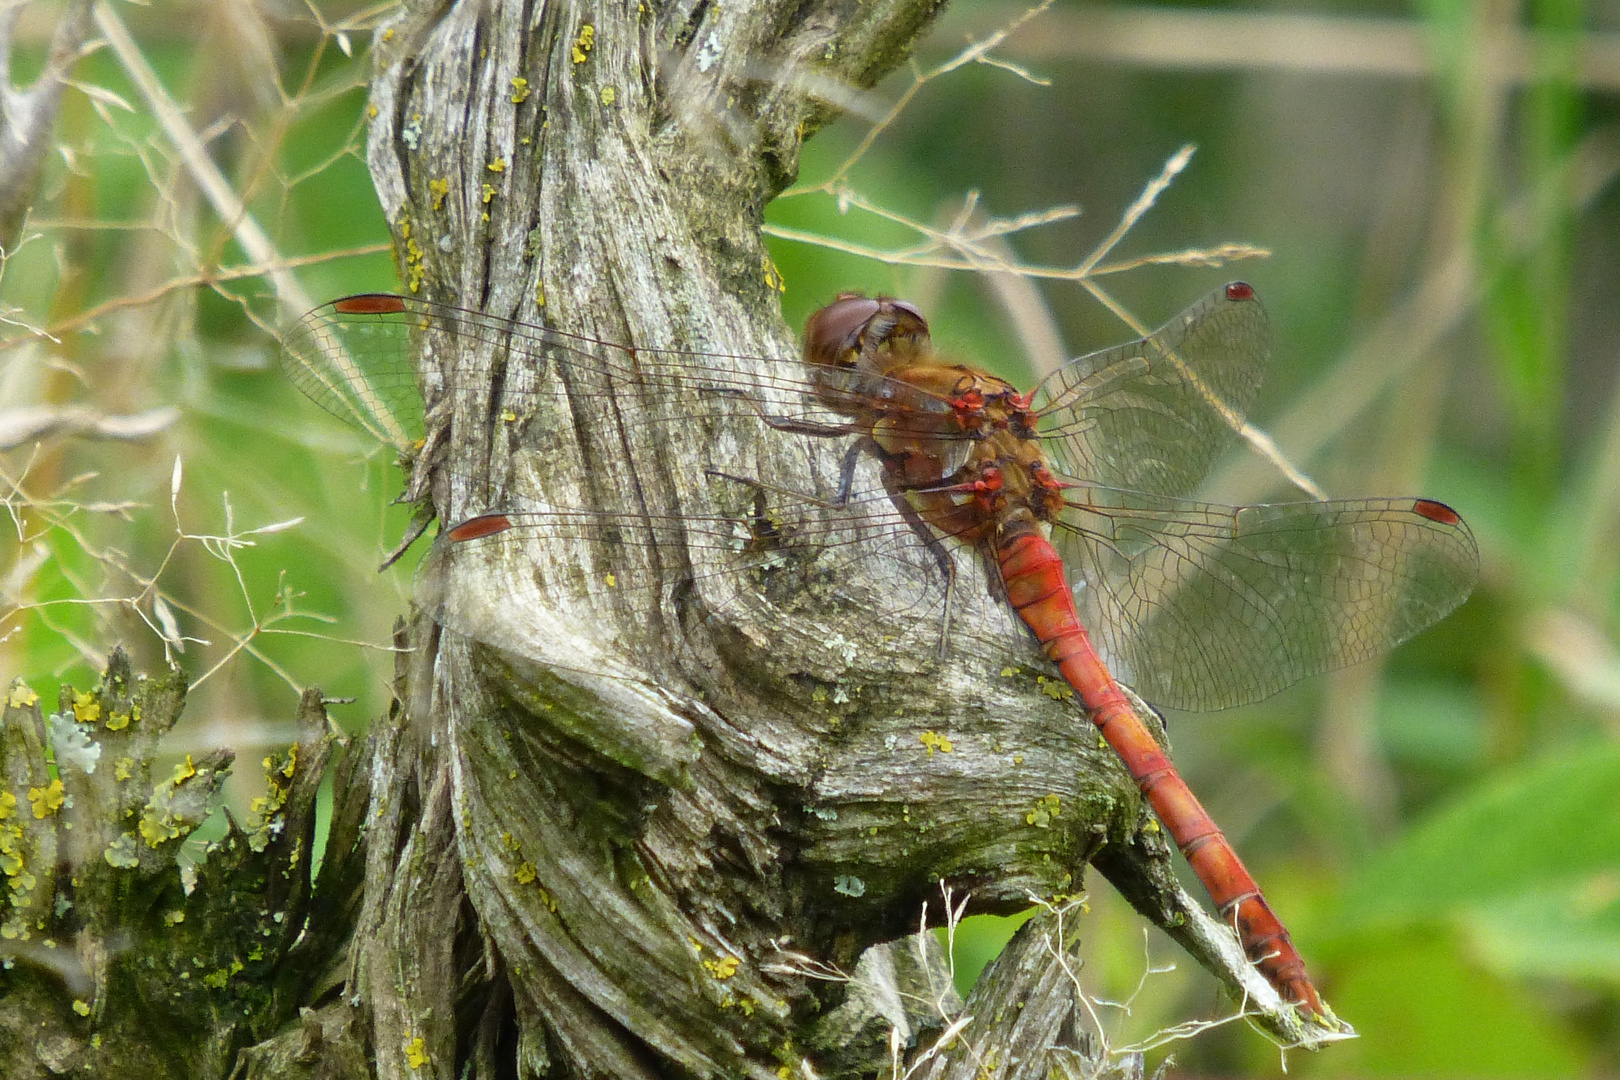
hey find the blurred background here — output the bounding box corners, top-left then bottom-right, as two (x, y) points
(0, 0), (1616, 1074)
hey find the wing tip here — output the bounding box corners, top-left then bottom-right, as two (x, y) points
(1411, 498), (1463, 526)
(446, 514), (513, 542)
(332, 294), (409, 315)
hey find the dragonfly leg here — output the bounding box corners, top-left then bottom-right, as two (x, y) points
(933, 550), (956, 661)
(699, 385), (861, 438)
(704, 457), (870, 513)
(834, 438), (867, 507)
(380, 504), (438, 571)
(877, 472), (960, 661)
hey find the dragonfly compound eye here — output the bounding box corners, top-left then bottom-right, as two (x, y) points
(803, 293), (881, 367)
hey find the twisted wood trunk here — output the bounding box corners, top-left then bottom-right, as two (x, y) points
(0, 1), (1345, 1076)
(335, 1), (1340, 1076)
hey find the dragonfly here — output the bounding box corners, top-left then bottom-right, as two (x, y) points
(282, 282), (1479, 1019)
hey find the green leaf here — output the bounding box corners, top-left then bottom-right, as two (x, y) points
(1334, 742), (1620, 929)
(1463, 878), (1620, 981)
(1292, 933), (1587, 1078)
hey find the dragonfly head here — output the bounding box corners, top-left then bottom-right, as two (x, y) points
(803, 292), (931, 375)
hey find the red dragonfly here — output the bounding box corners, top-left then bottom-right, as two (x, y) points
(282, 283), (1478, 1019)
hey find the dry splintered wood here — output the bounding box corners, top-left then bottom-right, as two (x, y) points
(0, 1), (1346, 1076)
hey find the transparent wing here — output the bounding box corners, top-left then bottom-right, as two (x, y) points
(1053, 488), (1480, 711)
(279, 293), (959, 453)
(418, 479), (978, 664)
(1032, 283), (1270, 498)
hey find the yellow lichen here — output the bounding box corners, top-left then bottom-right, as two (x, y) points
(0, 791), (15, 820)
(72, 999), (90, 1016)
(28, 780), (64, 819)
(919, 730), (954, 756)
(703, 954), (740, 980)
(510, 77), (530, 104)
(104, 710), (130, 731)
(429, 177), (449, 211)
(404, 1035), (431, 1069)
(600, 86), (616, 105)
(1, 837), (25, 876)
(762, 256), (786, 294)
(72, 690), (100, 724)
(487, 158), (506, 173)
(7, 682), (37, 708)
(514, 861), (537, 884)
(400, 216), (426, 293)
(571, 23), (595, 64)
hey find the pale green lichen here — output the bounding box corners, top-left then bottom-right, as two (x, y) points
(137, 754), (211, 848)
(103, 833), (139, 869)
(1025, 793), (1062, 828)
(1037, 675), (1074, 701)
(202, 957), (243, 989)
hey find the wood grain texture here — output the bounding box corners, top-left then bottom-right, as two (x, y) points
(343, 1), (1337, 1075)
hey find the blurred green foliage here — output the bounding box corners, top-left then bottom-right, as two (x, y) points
(1, 0), (1616, 1075)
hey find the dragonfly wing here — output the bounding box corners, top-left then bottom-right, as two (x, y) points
(419, 479), (966, 666)
(1052, 489), (1480, 711)
(1033, 283), (1270, 498)
(280, 295), (431, 451)
(282, 294), (967, 459)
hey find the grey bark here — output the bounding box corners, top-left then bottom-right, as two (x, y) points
(0, 0), (91, 253)
(0, 1), (1347, 1076)
(331, 0), (1340, 1075)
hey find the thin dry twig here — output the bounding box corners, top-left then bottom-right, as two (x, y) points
(764, 2), (1329, 499)
(0, 453), (397, 690)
